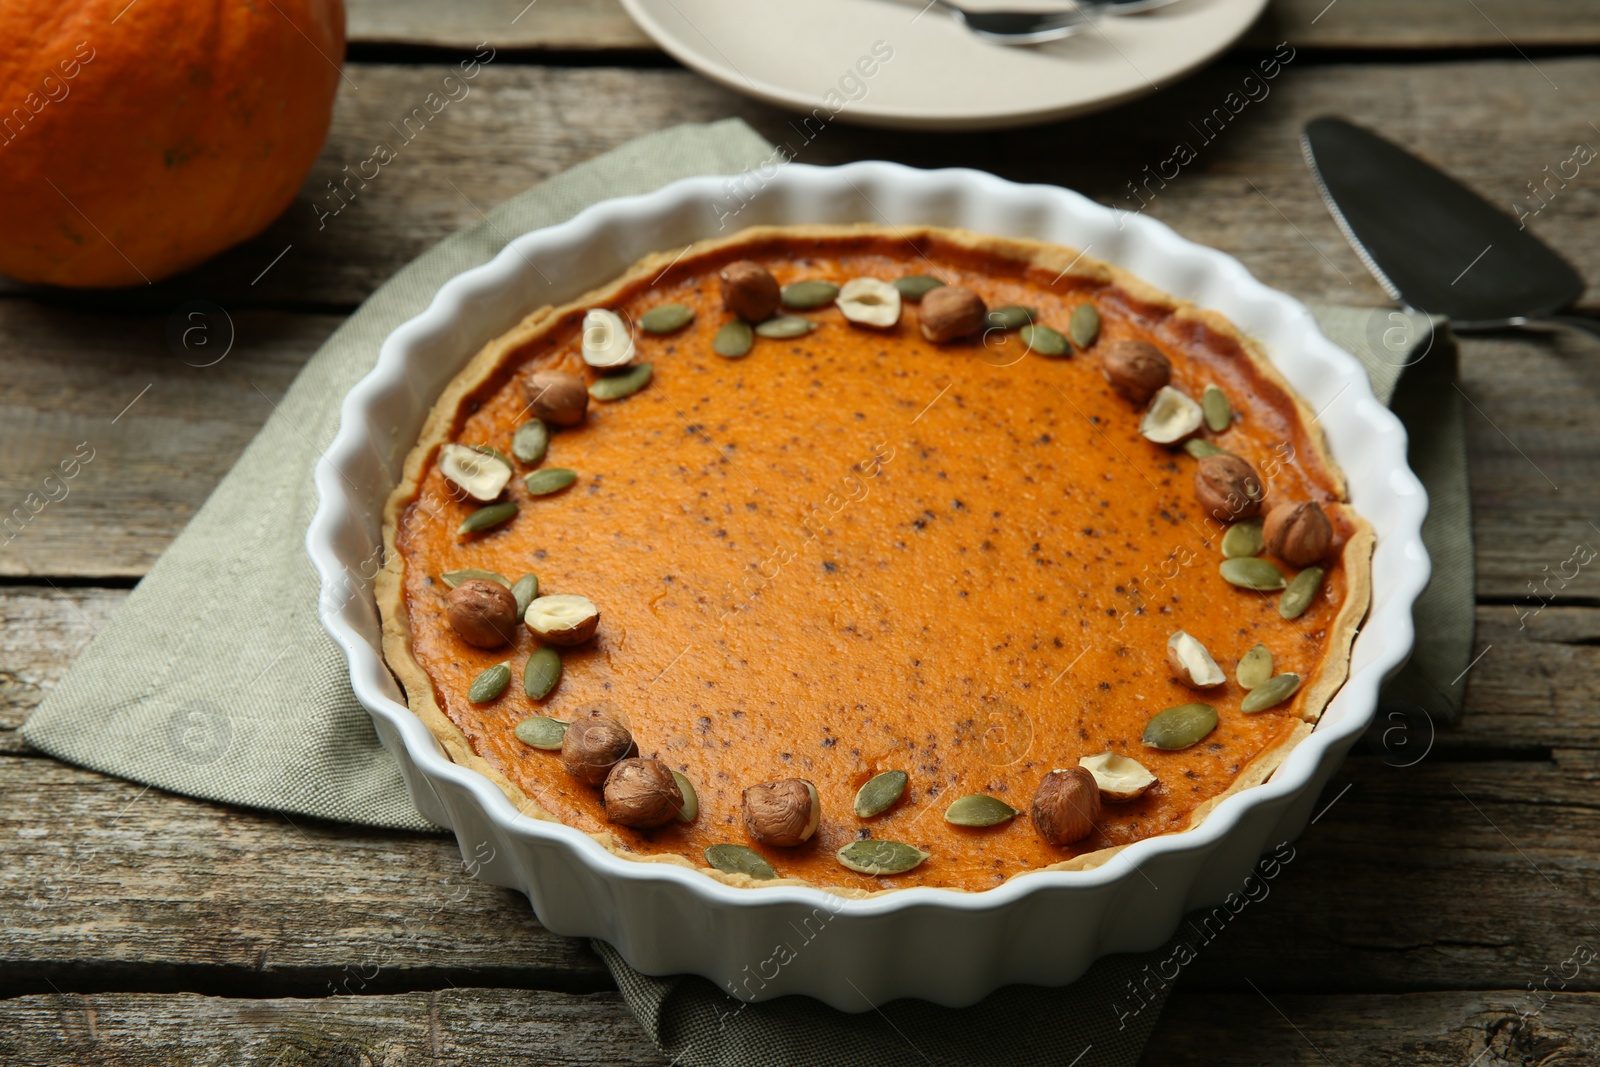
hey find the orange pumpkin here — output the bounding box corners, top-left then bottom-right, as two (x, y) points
(0, 0), (345, 288)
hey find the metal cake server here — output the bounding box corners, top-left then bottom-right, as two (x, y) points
(1302, 116), (1599, 341)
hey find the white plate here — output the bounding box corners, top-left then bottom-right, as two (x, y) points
(308, 161), (1428, 1009)
(619, 0), (1268, 130)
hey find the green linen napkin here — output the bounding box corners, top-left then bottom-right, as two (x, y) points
(21, 119), (1472, 1067)
(1313, 307), (1474, 725)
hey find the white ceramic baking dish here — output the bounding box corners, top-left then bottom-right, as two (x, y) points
(307, 161), (1428, 1010)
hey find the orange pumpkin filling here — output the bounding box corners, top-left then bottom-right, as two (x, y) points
(382, 227), (1369, 893)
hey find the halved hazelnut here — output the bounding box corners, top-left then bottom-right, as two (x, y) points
(720, 260), (781, 322)
(525, 594), (600, 646)
(603, 758), (684, 828)
(917, 285), (986, 342)
(1194, 453), (1264, 522)
(1263, 500), (1333, 566)
(1030, 767), (1101, 846)
(445, 579), (519, 649)
(837, 277), (903, 329)
(1139, 386), (1203, 444)
(523, 369), (588, 427)
(1167, 630), (1226, 688)
(581, 308), (635, 368)
(742, 777), (819, 847)
(1077, 752), (1158, 802)
(1101, 340), (1171, 404)
(561, 716), (634, 786)
(438, 443), (512, 502)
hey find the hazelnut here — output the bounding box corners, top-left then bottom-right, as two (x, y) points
(917, 285), (987, 343)
(1077, 752), (1158, 803)
(1139, 386), (1203, 445)
(603, 758), (684, 828)
(1031, 766), (1101, 846)
(523, 369), (588, 427)
(1166, 630), (1226, 688)
(561, 716), (634, 786)
(1193, 453), (1264, 522)
(1263, 500), (1334, 567)
(445, 579), (519, 649)
(836, 277), (902, 328)
(524, 593), (600, 646)
(720, 260), (780, 322)
(742, 777), (820, 847)
(437, 443), (512, 502)
(580, 307), (635, 368)
(1101, 340), (1172, 404)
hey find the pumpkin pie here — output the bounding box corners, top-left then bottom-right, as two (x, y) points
(376, 224), (1372, 895)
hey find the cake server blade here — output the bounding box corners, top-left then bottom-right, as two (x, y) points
(1301, 116), (1598, 339)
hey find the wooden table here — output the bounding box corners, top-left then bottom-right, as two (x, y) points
(4, 2), (1599, 1062)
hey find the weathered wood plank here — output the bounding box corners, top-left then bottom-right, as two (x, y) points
(1145, 990), (1600, 1066)
(0, 308), (337, 579)
(18, 58), (1593, 313)
(0, 988), (1596, 1067)
(0, 989), (667, 1067)
(340, 0), (1600, 52)
(1255, 0), (1600, 48)
(349, 0), (653, 52)
(0, 757), (609, 998)
(3, 736), (1595, 996)
(1178, 746), (1600, 994)
(0, 588), (121, 755)
(1454, 606), (1600, 752)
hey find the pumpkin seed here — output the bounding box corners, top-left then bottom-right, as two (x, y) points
(468, 662), (511, 703)
(943, 793), (1020, 827)
(853, 770), (908, 818)
(1142, 702), (1219, 750)
(1220, 557), (1286, 591)
(1236, 643), (1273, 690)
(1069, 303), (1101, 349)
(836, 839), (930, 876)
(639, 303), (694, 334)
(1221, 520), (1264, 559)
(468, 443), (516, 468)
(459, 501), (517, 535)
(671, 771), (699, 822)
(511, 573), (539, 620)
(524, 468), (577, 496)
(511, 420), (549, 465)
(755, 315), (817, 339)
(523, 647), (562, 701)
(514, 714), (568, 749)
(1202, 385), (1232, 432)
(1020, 323), (1069, 357)
(704, 843), (777, 880)
(1241, 672), (1302, 713)
(589, 362), (653, 400)
(1279, 566), (1325, 620)
(1184, 439), (1224, 459)
(713, 320), (754, 358)
(440, 569), (509, 589)
(986, 305), (1036, 331)
(893, 275), (945, 301)
(781, 280), (839, 309)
